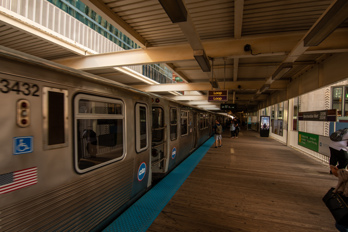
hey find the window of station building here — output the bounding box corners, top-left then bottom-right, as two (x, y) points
(332, 87), (343, 116)
(345, 86), (348, 116)
(271, 105), (275, 119)
(74, 94), (124, 173)
(43, 87), (69, 150)
(136, 103), (148, 153)
(278, 102), (283, 120)
(181, 110), (189, 136)
(293, 97), (299, 131)
(170, 107), (178, 141)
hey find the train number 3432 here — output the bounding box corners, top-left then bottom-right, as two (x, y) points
(0, 79), (39, 97)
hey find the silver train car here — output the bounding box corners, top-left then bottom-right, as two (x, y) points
(0, 47), (223, 231)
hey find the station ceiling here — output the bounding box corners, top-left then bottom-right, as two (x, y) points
(1, 0), (348, 113)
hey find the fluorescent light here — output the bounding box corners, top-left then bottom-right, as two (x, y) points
(169, 91), (182, 96)
(158, 0), (187, 23)
(114, 67), (159, 85)
(304, 0), (348, 46)
(194, 49), (211, 72)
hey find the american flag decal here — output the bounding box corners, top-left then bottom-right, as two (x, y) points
(0, 167), (38, 195)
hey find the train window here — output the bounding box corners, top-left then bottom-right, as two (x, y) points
(181, 110), (188, 136)
(199, 113), (204, 130)
(136, 103), (148, 153)
(152, 107), (164, 143)
(43, 87), (68, 150)
(74, 94), (124, 173)
(170, 107), (178, 140)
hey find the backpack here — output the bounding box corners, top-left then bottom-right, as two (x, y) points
(216, 125), (222, 134)
(330, 128), (348, 141)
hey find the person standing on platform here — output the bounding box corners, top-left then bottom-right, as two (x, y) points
(230, 120), (236, 138)
(328, 130), (348, 232)
(214, 120), (222, 148)
(233, 118), (239, 138)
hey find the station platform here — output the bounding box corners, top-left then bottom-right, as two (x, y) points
(104, 129), (338, 232)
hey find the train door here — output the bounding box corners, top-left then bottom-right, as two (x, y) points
(151, 107), (166, 180)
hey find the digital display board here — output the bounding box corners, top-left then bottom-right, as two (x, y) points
(221, 104), (236, 110)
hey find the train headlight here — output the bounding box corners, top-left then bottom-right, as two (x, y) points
(17, 99), (30, 127)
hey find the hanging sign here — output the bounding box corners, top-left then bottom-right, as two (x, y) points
(208, 90), (228, 102)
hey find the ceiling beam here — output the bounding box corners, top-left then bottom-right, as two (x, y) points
(52, 30), (348, 70)
(257, 1), (348, 97)
(169, 94), (268, 101)
(159, 0), (211, 72)
(131, 80), (287, 92)
(304, 0), (348, 46)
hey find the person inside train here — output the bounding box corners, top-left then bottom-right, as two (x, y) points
(214, 120), (222, 148)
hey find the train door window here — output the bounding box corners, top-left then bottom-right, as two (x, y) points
(199, 113), (203, 129)
(170, 107), (178, 140)
(152, 107), (164, 143)
(43, 87), (68, 150)
(181, 110), (188, 136)
(74, 94), (124, 173)
(136, 103), (148, 153)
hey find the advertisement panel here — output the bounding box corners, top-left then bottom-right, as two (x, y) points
(260, 116), (270, 137)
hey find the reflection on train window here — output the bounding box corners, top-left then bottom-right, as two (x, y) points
(170, 108), (178, 140)
(152, 107), (164, 143)
(74, 94), (124, 173)
(136, 103), (148, 153)
(181, 110), (188, 136)
(79, 99), (122, 114)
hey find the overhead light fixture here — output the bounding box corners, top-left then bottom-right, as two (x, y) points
(158, 0), (187, 23)
(194, 49), (211, 72)
(272, 63), (293, 80)
(210, 78), (219, 88)
(304, 0), (348, 46)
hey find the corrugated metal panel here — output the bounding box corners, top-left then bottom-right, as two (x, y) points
(243, 0), (333, 35)
(104, 0), (187, 46)
(186, 0), (234, 40)
(0, 159), (134, 231)
(0, 22), (77, 60)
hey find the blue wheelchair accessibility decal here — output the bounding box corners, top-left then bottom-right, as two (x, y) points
(13, 136), (33, 155)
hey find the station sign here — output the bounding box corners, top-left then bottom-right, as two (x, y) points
(298, 109), (337, 121)
(208, 90), (228, 102)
